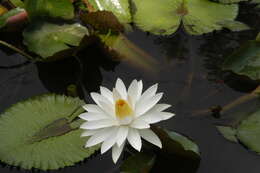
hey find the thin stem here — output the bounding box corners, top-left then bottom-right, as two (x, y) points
(0, 40), (36, 61)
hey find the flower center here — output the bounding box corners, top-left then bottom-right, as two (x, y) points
(115, 99), (133, 119)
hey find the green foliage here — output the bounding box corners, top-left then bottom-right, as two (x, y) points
(222, 38), (260, 80)
(0, 94), (99, 170)
(23, 21), (89, 58)
(9, 0), (25, 8)
(24, 0), (74, 20)
(132, 0), (245, 35)
(217, 126), (238, 143)
(218, 0), (247, 3)
(0, 7), (25, 28)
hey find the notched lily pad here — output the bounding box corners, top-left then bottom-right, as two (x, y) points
(132, 0), (241, 35)
(23, 21), (89, 59)
(222, 37), (260, 81)
(0, 94), (100, 170)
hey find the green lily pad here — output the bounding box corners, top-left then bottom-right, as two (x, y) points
(218, 0), (247, 3)
(88, 0), (131, 24)
(222, 38), (260, 81)
(237, 110), (260, 153)
(0, 7), (25, 28)
(120, 152), (156, 173)
(24, 0), (74, 20)
(0, 94), (99, 170)
(217, 126), (238, 143)
(23, 21), (89, 58)
(132, 0), (242, 35)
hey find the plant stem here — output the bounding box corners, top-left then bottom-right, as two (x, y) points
(0, 40), (36, 61)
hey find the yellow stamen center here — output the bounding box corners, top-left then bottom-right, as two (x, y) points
(115, 99), (133, 119)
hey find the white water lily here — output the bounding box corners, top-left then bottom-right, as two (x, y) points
(79, 78), (175, 163)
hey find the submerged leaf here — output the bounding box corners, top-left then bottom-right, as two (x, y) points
(87, 0), (131, 24)
(0, 7), (25, 28)
(132, 0), (239, 35)
(0, 94), (99, 170)
(23, 21), (89, 58)
(217, 126), (238, 143)
(24, 0), (74, 20)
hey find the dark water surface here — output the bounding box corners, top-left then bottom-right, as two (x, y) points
(1, 5), (260, 173)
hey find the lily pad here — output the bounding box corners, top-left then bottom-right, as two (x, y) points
(132, 0), (242, 35)
(222, 39), (260, 81)
(0, 94), (99, 170)
(120, 152), (156, 173)
(237, 110), (260, 153)
(217, 126), (238, 143)
(0, 7), (25, 28)
(9, 0), (25, 8)
(25, 0), (74, 20)
(23, 21), (89, 58)
(87, 0), (131, 24)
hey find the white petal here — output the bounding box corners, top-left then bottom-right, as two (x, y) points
(128, 80), (138, 108)
(100, 86), (114, 103)
(112, 142), (125, 163)
(141, 83), (158, 101)
(90, 92), (113, 109)
(135, 93), (163, 117)
(113, 88), (121, 101)
(86, 127), (116, 147)
(130, 119), (150, 129)
(127, 128), (142, 151)
(101, 130), (119, 154)
(139, 129), (162, 148)
(81, 129), (98, 137)
(140, 112), (174, 124)
(80, 119), (117, 130)
(116, 78), (127, 100)
(137, 80), (143, 101)
(99, 101), (115, 117)
(148, 104), (171, 112)
(83, 104), (103, 113)
(116, 126), (129, 146)
(79, 112), (108, 121)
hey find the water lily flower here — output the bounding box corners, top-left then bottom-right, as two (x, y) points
(79, 78), (175, 163)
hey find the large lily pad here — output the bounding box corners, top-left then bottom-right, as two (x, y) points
(132, 0), (243, 35)
(0, 94), (99, 170)
(87, 0), (131, 24)
(237, 110), (260, 153)
(25, 0), (74, 20)
(23, 21), (89, 58)
(222, 38), (260, 81)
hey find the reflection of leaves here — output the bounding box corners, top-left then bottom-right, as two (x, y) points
(222, 40), (260, 81)
(132, 0), (245, 35)
(0, 8), (25, 28)
(121, 152), (156, 173)
(25, 0), (74, 20)
(23, 21), (89, 59)
(0, 94), (100, 170)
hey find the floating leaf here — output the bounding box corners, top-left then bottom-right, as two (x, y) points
(23, 21), (89, 58)
(218, 0), (247, 3)
(0, 94), (99, 170)
(132, 0), (240, 35)
(237, 110), (260, 153)
(218, 20), (250, 31)
(217, 126), (238, 143)
(87, 0), (131, 24)
(120, 152), (156, 173)
(222, 39), (260, 81)
(0, 7), (25, 28)
(24, 0), (74, 20)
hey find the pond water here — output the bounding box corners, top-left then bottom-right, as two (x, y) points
(0, 4), (260, 173)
